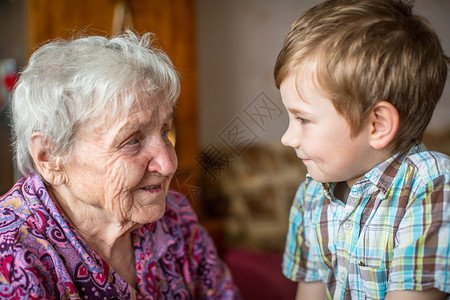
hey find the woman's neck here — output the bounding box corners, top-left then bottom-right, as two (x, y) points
(46, 184), (138, 288)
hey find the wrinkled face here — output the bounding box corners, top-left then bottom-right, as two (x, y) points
(62, 97), (177, 225)
(280, 70), (372, 187)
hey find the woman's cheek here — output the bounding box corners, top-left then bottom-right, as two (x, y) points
(101, 159), (132, 204)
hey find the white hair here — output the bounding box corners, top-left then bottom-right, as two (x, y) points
(12, 31), (180, 176)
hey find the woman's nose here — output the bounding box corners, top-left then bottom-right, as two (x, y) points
(147, 142), (177, 176)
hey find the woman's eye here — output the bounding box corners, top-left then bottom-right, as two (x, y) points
(161, 129), (169, 137)
(128, 137), (139, 145)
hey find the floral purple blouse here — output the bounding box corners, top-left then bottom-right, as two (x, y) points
(0, 174), (238, 299)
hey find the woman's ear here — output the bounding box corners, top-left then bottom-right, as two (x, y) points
(368, 101), (399, 150)
(30, 132), (67, 185)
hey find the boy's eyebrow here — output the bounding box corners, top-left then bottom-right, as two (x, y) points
(287, 107), (313, 116)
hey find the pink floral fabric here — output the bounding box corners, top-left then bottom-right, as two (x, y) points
(0, 174), (238, 299)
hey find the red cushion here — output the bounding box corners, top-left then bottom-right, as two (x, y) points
(224, 248), (297, 300)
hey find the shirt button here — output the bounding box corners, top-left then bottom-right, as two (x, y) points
(340, 273), (346, 281)
(343, 221), (353, 231)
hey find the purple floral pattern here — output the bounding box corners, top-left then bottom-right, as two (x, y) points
(0, 175), (237, 299)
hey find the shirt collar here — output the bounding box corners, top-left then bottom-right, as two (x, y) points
(360, 144), (423, 195)
(306, 144), (423, 198)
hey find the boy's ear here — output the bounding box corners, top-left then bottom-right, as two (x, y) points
(30, 132), (67, 185)
(368, 101), (399, 150)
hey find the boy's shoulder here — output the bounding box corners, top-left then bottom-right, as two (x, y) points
(404, 148), (449, 172)
(398, 146), (449, 184)
(363, 145), (449, 203)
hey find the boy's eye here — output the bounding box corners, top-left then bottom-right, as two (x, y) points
(296, 117), (309, 124)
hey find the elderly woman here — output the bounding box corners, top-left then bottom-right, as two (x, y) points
(0, 32), (237, 299)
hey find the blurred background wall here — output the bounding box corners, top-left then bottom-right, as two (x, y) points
(0, 1), (449, 298)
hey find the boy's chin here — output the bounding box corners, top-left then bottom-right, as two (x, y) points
(307, 171), (336, 184)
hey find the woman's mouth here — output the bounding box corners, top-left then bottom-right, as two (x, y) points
(141, 184), (163, 193)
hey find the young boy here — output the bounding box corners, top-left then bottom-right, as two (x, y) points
(274, 0), (449, 299)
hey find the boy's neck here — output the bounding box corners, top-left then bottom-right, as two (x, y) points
(332, 148), (399, 203)
(334, 181), (351, 203)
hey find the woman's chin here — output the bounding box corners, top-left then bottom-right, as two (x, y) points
(132, 201), (166, 225)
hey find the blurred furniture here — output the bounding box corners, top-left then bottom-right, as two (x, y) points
(201, 142), (307, 253)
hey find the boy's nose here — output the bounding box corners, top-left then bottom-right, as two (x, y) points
(281, 126), (300, 149)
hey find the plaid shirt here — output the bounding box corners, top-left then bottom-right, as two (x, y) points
(283, 144), (450, 299)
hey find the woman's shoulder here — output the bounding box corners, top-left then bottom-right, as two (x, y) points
(0, 178), (64, 298)
(0, 178), (34, 233)
(0, 176), (62, 258)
